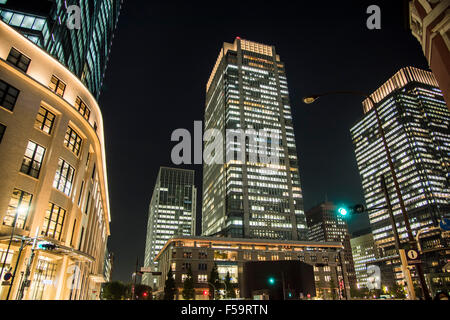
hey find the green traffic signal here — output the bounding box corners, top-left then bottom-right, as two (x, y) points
(268, 277), (275, 285)
(337, 207), (348, 216)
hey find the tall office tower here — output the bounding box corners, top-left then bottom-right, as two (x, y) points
(350, 229), (379, 289)
(305, 202), (357, 291)
(0, 15), (116, 299)
(143, 167), (196, 287)
(202, 38), (307, 240)
(0, 0), (122, 99)
(350, 67), (450, 289)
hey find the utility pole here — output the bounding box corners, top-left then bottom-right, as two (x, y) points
(131, 257), (138, 300)
(381, 175), (415, 300)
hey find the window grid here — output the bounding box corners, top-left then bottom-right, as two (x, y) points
(0, 79), (20, 111)
(53, 158), (75, 196)
(41, 203), (66, 241)
(20, 141), (46, 178)
(75, 97), (90, 121)
(49, 75), (66, 97)
(6, 47), (31, 72)
(34, 106), (55, 134)
(2, 188), (33, 229)
(64, 126), (82, 156)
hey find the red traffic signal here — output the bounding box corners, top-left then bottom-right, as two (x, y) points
(143, 292), (148, 297)
(203, 290), (209, 296)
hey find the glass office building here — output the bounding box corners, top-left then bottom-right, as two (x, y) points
(350, 67), (450, 255)
(202, 38), (307, 240)
(143, 167), (197, 286)
(0, 0), (122, 99)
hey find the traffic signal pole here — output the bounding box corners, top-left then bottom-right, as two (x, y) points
(381, 175), (415, 300)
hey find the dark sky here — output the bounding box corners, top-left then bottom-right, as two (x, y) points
(99, 0), (429, 282)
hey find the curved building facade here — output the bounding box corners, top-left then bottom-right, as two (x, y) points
(0, 20), (110, 300)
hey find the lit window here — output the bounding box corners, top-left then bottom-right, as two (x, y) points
(41, 203), (66, 241)
(0, 79), (20, 111)
(35, 106), (55, 134)
(64, 126), (82, 156)
(2, 188), (33, 229)
(6, 47), (31, 72)
(20, 141), (46, 178)
(75, 97), (90, 120)
(198, 274), (207, 283)
(53, 158), (75, 196)
(49, 75), (66, 97)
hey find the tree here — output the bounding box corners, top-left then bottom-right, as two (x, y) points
(389, 282), (406, 299)
(182, 265), (195, 300)
(209, 263), (221, 300)
(224, 271), (236, 299)
(164, 268), (177, 300)
(101, 281), (127, 300)
(134, 284), (152, 300)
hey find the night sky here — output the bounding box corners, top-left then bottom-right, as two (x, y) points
(98, 0), (429, 282)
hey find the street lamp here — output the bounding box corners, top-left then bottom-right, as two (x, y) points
(302, 90), (431, 300)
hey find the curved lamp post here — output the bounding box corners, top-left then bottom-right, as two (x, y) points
(302, 91), (431, 300)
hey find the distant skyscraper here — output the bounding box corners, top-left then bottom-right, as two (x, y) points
(143, 167), (196, 286)
(350, 229), (379, 289)
(0, 0), (122, 99)
(350, 66), (450, 258)
(202, 38), (307, 240)
(305, 202), (357, 291)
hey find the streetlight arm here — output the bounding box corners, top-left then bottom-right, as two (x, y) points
(303, 91), (376, 106)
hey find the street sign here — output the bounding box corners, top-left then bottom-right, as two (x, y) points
(140, 267), (152, 273)
(1, 281), (11, 286)
(439, 218), (450, 231)
(406, 249), (421, 264)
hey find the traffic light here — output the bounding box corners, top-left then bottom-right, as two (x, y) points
(268, 277), (276, 285)
(143, 292), (148, 298)
(37, 241), (56, 250)
(202, 290), (209, 296)
(337, 207), (349, 217)
(337, 204), (366, 217)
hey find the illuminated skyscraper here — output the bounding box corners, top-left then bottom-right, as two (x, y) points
(0, 0), (122, 99)
(350, 229), (379, 289)
(350, 66), (449, 259)
(143, 167), (196, 286)
(202, 38), (307, 240)
(305, 201), (357, 293)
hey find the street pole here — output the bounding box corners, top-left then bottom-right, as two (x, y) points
(381, 175), (415, 299)
(337, 250), (348, 300)
(5, 237), (26, 300)
(17, 228), (39, 300)
(303, 91), (431, 300)
(0, 213), (18, 282)
(131, 257), (138, 300)
(281, 271), (286, 300)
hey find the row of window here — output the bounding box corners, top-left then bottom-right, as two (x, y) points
(2, 47), (92, 122)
